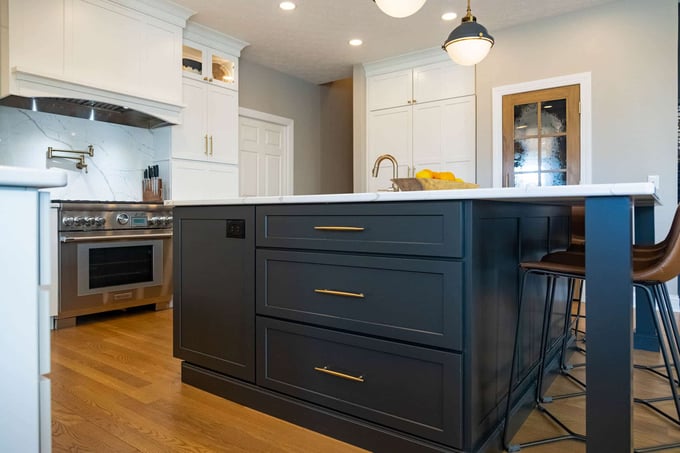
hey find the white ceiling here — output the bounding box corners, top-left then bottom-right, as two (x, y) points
(172, 0), (620, 85)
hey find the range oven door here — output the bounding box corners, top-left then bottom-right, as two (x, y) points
(59, 231), (172, 317)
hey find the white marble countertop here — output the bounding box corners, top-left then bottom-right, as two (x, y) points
(0, 166), (67, 189)
(167, 182), (659, 206)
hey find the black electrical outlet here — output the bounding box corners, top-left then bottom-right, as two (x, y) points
(226, 219), (246, 238)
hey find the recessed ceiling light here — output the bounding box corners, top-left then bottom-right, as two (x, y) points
(349, 39), (363, 47)
(441, 12), (457, 21)
(279, 1), (296, 11)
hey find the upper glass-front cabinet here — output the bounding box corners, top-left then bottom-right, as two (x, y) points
(182, 43), (238, 88)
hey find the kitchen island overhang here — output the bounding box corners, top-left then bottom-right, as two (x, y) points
(169, 183), (656, 453)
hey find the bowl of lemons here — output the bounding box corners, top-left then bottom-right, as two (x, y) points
(391, 169), (480, 191)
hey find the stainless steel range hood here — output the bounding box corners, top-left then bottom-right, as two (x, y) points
(0, 95), (173, 129)
(1, 68), (184, 129)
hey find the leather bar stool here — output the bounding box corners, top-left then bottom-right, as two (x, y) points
(503, 205), (680, 452)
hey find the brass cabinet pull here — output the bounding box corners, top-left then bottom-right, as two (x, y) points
(314, 289), (365, 299)
(210, 135), (214, 155)
(314, 366), (365, 383)
(313, 226), (365, 232)
(204, 135), (209, 155)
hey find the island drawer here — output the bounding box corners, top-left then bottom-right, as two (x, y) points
(257, 317), (463, 448)
(256, 201), (464, 257)
(257, 250), (463, 350)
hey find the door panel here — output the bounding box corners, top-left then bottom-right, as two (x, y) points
(502, 85), (580, 187)
(239, 116), (287, 196)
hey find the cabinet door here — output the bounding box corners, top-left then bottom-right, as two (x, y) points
(413, 61), (475, 104)
(367, 69), (412, 111)
(170, 159), (239, 200)
(413, 95), (476, 182)
(8, 0), (64, 75)
(140, 19), (182, 103)
(67, 0), (140, 90)
(172, 78), (208, 161)
(173, 206), (255, 382)
(209, 51), (239, 90)
(207, 85), (238, 164)
(366, 107), (412, 192)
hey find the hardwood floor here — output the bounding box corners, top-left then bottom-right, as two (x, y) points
(50, 307), (366, 453)
(50, 306), (680, 452)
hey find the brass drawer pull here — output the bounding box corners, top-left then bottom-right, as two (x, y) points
(314, 289), (365, 299)
(314, 366), (365, 383)
(313, 226), (365, 232)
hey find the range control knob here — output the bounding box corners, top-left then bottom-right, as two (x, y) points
(84, 217), (95, 226)
(167, 216), (173, 224)
(159, 216), (168, 225)
(73, 216), (85, 226)
(62, 217), (75, 227)
(116, 213), (130, 225)
(150, 217), (160, 225)
(95, 216), (106, 226)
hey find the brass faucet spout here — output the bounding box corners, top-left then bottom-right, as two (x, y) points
(371, 154), (399, 190)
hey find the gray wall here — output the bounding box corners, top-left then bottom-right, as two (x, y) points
(238, 58), (322, 195)
(320, 78), (353, 194)
(476, 0), (677, 237)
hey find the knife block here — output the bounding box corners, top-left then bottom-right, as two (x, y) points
(142, 178), (163, 202)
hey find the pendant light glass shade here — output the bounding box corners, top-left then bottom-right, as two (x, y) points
(374, 0), (427, 18)
(442, 0), (494, 66)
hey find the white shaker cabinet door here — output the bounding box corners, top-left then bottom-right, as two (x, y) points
(206, 85), (239, 165)
(412, 95), (476, 182)
(413, 61), (475, 105)
(172, 79), (208, 161)
(170, 159), (239, 200)
(366, 106), (412, 192)
(367, 69), (412, 111)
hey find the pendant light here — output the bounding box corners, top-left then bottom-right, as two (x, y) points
(442, 0), (494, 66)
(373, 0), (427, 18)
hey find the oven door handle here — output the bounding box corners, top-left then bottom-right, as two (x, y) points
(60, 233), (172, 243)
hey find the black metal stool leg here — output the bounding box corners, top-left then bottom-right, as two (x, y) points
(504, 270), (586, 452)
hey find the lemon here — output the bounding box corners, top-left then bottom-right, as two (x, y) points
(415, 169), (434, 179)
(436, 171), (456, 181)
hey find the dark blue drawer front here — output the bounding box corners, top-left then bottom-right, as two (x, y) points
(257, 317), (463, 448)
(257, 250), (463, 350)
(256, 201), (464, 257)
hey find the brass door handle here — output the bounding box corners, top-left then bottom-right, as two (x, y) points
(314, 289), (365, 299)
(210, 135), (214, 156)
(204, 135), (209, 155)
(314, 366), (365, 383)
(313, 226), (365, 232)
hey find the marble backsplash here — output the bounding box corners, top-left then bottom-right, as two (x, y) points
(0, 105), (166, 201)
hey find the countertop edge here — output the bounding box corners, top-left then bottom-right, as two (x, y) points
(0, 166), (68, 189)
(165, 182), (658, 206)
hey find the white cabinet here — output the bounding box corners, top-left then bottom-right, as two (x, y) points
(0, 167), (66, 453)
(367, 61), (475, 110)
(4, 0), (192, 121)
(164, 22), (248, 201)
(172, 78), (238, 164)
(169, 159), (239, 200)
(364, 51), (476, 192)
(367, 95), (476, 192)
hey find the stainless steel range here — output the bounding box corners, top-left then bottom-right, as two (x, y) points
(54, 200), (173, 328)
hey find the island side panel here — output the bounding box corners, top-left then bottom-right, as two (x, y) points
(465, 201), (570, 450)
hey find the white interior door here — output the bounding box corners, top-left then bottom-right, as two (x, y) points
(239, 115), (288, 197)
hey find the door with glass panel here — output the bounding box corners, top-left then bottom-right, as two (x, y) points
(502, 85), (580, 187)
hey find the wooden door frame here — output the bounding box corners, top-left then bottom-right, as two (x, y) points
(491, 72), (592, 187)
(239, 107), (295, 196)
